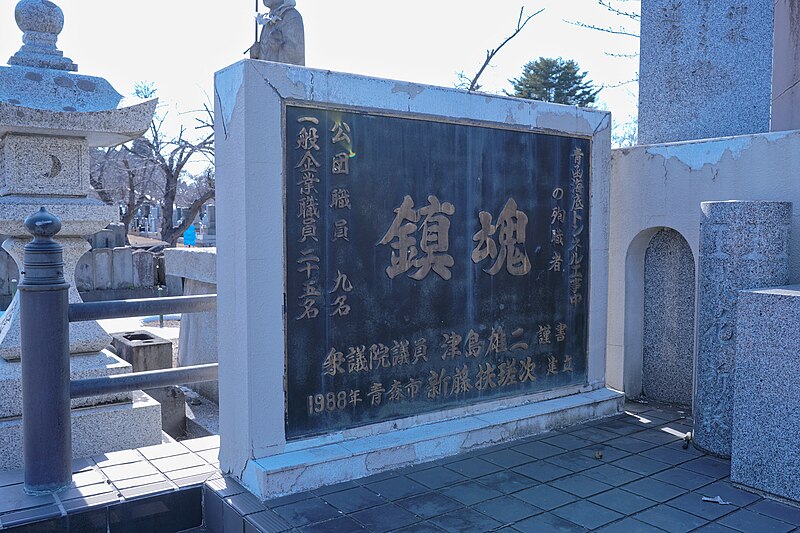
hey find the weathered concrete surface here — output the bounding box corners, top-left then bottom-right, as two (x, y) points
(608, 130), (800, 397)
(772, 0), (800, 132)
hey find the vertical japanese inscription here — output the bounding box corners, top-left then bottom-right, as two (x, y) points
(285, 105), (591, 440)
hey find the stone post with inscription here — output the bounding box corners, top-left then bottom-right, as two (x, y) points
(638, 0), (773, 144)
(0, 0), (162, 467)
(693, 201), (791, 457)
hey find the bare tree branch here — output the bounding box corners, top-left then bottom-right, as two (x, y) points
(564, 19), (640, 37)
(460, 6), (545, 92)
(597, 0), (640, 21)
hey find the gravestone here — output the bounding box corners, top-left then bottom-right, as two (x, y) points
(694, 201), (790, 457)
(111, 246), (133, 289)
(214, 60), (620, 499)
(642, 228), (694, 406)
(638, 0), (773, 144)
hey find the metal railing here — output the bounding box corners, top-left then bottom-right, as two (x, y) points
(18, 208), (218, 494)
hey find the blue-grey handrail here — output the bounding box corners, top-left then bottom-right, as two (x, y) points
(71, 363), (219, 399)
(69, 294), (216, 322)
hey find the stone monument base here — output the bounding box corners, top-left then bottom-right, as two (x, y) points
(240, 388), (623, 500)
(0, 391), (161, 471)
(732, 286), (800, 503)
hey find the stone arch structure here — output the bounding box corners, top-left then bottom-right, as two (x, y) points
(622, 227), (697, 405)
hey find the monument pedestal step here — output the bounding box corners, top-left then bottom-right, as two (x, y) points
(241, 387), (624, 500)
(0, 390), (162, 471)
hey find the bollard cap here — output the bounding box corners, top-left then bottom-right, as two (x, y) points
(24, 207), (62, 240)
(21, 208), (67, 287)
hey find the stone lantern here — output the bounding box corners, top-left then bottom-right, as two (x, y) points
(0, 0), (162, 466)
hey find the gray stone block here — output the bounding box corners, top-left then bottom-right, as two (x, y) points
(111, 246), (133, 290)
(178, 278), (218, 404)
(146, 386), (186, 440)
(643, 228), (695, 406)
(92, 228), (114, 249)
(108, 223), (127, 248)
(132, 250), (156, 288)
(111, 330), (172, 372)
(74, 250), (93, 292)
(638, 0), (773, 144)
(694, 201), (791, 457)
(92, 248), (112, 290)
(732, 286), (800, 502)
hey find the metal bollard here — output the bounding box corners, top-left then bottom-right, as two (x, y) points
(157, 285), (166, 328)
(19, 208), (72, 494)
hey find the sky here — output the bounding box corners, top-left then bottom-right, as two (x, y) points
(0, 0), (640, 139)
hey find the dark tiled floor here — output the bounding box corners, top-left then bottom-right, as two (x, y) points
(203, 402), (800, 532)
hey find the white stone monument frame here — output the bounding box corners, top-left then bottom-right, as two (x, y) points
(214, 60), (616, 498)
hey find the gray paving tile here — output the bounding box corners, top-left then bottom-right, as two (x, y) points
(264, 490), (313, 509)
(639, 445), (697, 466)
(406, 466), (467, 490)
(271, 497), (341, 528)
(679, 456), (731, 479)
(427, 507), (503, 533)
(311, 480), (359, 496)
(550, 474), (613, 498)
(514, 484), (577, 511)
(667, 492), (739, 520)
(595, 516), (666, 532)
(606, 436), (660, 454)
(182, 435), (220, 452)
(72, 469), (107, 486)
(150, 453), (207, 473)
(651, 466), (716, 490)
(389, 522), (447, 533)
(551, 500), (624, 529)
(545, 451), (605, 472)
(119, 480), (174, 500)
(226, 490), (269, 517)
(93, 449), (144, 468)
(512, 440), (565, 459)
(600, 419), (653, 436)
(590, 487), (658, 515)
(565, 426), (619, 443)
(583, 464), (643, 487)
(321, 486), (387, 513)
(635, 504), (708, 532)
(748, 498), (800, 526)
(717, 508), (795, 533)
(298, 515), (368, 532)
(575, 445), (632, 463)
(443, 457), (502, 478)
(245, 509), (292, 532)
(695, 481), (760, 507)
(612, 454), (671, 476)
(101, 461), (159, 482)
(664, 440), (706, 457)
(541, 433), (594, 451)
(365, 476), (428, 500)
(476, 470), (537, 494)
(513, 511), (586, 532)
(395, 492), (461, 519)
(112, 473), (168, 490)
(512, 461), (572, 483)
(0, 503), (62, 528)
(692, 523), (739, 532)
(351, 502), (419, 533)
(621, 477), (687, 502)
(0, 469), (23, 488)
(0, 483), (55, 514)
(480, 449), (535, 469)
(137, 442), (190, 460)
(631, 427), (686, 445)
(440, 480), (502, 506)
(472, 495), (541, 524)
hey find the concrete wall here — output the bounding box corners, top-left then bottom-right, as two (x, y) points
(608, 130), (800, 397)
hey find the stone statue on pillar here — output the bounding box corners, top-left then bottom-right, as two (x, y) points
(249, 0), (305, 66)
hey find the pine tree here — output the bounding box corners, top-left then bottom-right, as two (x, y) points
(509, 57), (600, 107)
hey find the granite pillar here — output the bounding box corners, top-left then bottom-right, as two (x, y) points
(771, 0), (800, 132)
(638, 0), (773, 144)
(731, 286), (800, 502)
(693, 201), (791, 457)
